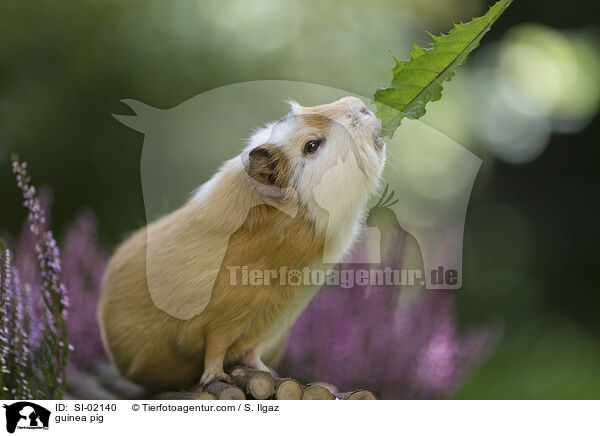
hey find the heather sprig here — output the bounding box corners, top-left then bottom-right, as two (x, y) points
(8, 155), (70, 399)
(0, 241), (13, 383)
(7, 183), (109, 396)
(0, 241), (33, 399)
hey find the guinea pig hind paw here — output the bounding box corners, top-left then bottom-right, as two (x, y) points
(243, 357), (273, 374)
(199, 371), (231, 387)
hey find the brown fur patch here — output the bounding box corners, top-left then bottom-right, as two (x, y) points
(299, 113), (332, 130)
(247, 143), (292, 189)
(204, 202), (326, 363)
(295, 96), (366, 128)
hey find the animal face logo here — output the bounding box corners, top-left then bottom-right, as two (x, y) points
(2, 402), (50, 434)
(113, 80), (481, 318)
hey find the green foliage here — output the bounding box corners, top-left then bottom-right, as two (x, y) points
(374, 0), (513, 137)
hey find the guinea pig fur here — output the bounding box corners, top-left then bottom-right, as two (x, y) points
(98, 96), (386, 390)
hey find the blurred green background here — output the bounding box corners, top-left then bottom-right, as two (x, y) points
(1, 0), (599, 398)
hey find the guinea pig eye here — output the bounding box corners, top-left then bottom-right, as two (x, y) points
(303, 139), (322, 155)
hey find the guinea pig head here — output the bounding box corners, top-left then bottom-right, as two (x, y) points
(244, 97), (386, 226)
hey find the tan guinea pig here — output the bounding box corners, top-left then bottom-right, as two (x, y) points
(97, 96), (386, 391)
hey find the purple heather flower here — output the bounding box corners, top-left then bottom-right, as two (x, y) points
(277, 225), (501, 399)
(61, 210), (108, 370)
(278, 286), (499, 399)
(6, 156), (70, 399)
(10, 269), (32, 398)
(0, 244), (13, 377)
(10, 185), (109, 377)
(0, 242), (33, 398)
(13, 188), (54, 346)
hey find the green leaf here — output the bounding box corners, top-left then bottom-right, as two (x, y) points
(374, 0), (513, 138)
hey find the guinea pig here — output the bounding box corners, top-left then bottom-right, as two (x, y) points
(98, 96), (386, 390)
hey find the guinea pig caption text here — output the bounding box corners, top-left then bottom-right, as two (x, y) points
(53, 404), (113, 424)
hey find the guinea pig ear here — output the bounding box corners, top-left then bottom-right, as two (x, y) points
(246, 146), (287, 199)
